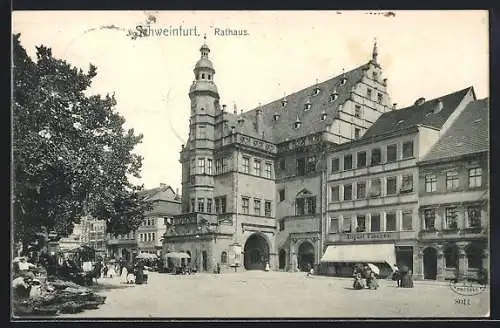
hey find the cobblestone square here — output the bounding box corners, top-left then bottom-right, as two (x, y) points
(61, 271), (489, 318)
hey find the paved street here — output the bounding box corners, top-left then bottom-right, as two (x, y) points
(61, 271), (489, 318)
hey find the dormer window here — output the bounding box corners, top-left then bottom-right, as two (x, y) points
(313, 87), (321, 96)
(372, 71), (378, 80)
(304, 98), (312, 111)
(273, 113), (280, 121)
(294, 121), (302, 129)
(281, 96), (288, 108)
(329, 93), (338, 102)
(320, 111), (327, 121)
(340, 76), (347, 85)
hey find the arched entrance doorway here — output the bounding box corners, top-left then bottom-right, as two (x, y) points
(423, 247), (437, 280)
(244, 233), (269, 270)
(279, 249), (286, 270)
(298, 241), (315, 272)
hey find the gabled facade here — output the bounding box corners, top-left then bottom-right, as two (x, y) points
(163, 40), (393, 273)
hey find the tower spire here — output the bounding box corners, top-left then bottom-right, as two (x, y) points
(372, 37), (378, 63)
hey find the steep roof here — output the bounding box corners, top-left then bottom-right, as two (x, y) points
(362, 87), (473, 139)
(139, 185), (179, 202)
(421, 98), (489, 162)
(222, 63), (369, 144)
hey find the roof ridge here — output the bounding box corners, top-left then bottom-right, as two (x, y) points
(397, 86), (472, 112)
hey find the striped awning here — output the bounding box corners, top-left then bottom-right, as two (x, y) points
(320, 243), (396, 266)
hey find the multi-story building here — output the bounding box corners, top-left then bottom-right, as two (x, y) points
(320, 87), (477, 277)
(136, 184), (181, 256)
(107, 183), (181, 262)
(417, 98), (489, 282)
(163, 40), (394, 273)
(59, 217), (107, 256)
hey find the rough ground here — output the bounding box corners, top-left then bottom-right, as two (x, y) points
(60, 271), (489, 318)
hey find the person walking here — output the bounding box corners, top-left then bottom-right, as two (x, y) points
(392, 264), (401, 287)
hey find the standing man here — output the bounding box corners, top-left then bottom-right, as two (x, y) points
(392, 264), (401, 287)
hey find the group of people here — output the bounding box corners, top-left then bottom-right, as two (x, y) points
(119, 260), (150, 284)
(352, 264), (379, 290)
(392, 264), (414, 288)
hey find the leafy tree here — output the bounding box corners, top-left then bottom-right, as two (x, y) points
(12, 33), (153, 250)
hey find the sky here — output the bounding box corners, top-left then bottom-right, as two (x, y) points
(12, 10), (489, 192)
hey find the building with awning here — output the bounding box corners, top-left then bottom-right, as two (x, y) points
(320, 244), (396, 277)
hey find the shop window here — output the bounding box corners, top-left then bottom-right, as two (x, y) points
(402, 212), (413, 231)
(425, 175), (437, 192)
(371, 214), (381, 232)
(444, 246), (458, 268)
(330, 217), (339, 234)
(331, 186), (340, 202)
(386, 213), (396, 231)
(344, 183), (353, 201)
(466, 244), (482, 269)
(331, 157), (340, 173)
(402, 141), (414, 159)
(356, 181), (366, 199)
(424, 209), (436, 230)
(344, 154), (353, 170)
(446, 171), (459, 190)
(357, 151), (366, 168)
(469, 167), (482, 188)
(386, 144), (397, 162)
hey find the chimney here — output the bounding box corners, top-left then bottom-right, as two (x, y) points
(160, 183), (167, 189)
(255, 107), (263, 135)
(414, 97), (426, 106)
(392, 103), (397, 110)
(434, 99), (443, 114)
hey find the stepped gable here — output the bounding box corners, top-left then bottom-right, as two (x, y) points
(223, 64), (369, 144)
(421, 98), (489, 162)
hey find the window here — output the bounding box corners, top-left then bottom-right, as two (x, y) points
(356, 215), (366, 232)
(469, 168), (482, 188)
(304, 103), (312, 111)
(279, 219), (285, 231)
(401, 174), (414, 193)
(296, 198), (305, 216)
(386, 144), (397, 162)
(265, 201), (272, 217)
(466, 245), (482, 269)
(386, 176), (397, 195)
(445, 207), (458, 230)
(198, 125), (207, 139)
(198, 158), (205, 174)
(402, 141), (414, 159)
(152, 219), (155, 226)
(279, 189), (285, 202)
(467, 206), (481, 228)
(215, 196), (227, 214)
(425, 175), (437, 192)
(306, 156), (316, 173)
(297, 158), (306, 176)
(371, 214), (381, 232)
(344, 154), (353, 170)
(343, 217), (352, 233)
(344, 184), (353, 201)
(265, 163), (272, 178)
(222, 157), (228, 172)
(207, 199), (213, 213)
(221, 252), (227, 264)
(254, 160), (261, 176)
(330, 217), (339, 233)
(242, 197), (249, 214)
(369, 179), (381, 197)
(424, 209), (436, 230)
(296, 196), (316, 215)
(366, 88), (372, 99)
(357, 151), (367, 168)
(354, 128), (361, 139)
(446, 171), (459, 190)
(140, 233), (144, 242)
(371, 148), (381, 165)
(377, 92), (383, 104)
(190, 198), (195, 212)
(330, 93), (338, 102)
(306, 197), (316, 214)
(330, 186), (340, 202)
(402, 212), (412, 230)
(386, 213), (396, 231)
(197, 198), (205, 212)
(354, 105), (361, 118)
(356, 181), (366, 199)
(215, 159), (222, 174)
(279, 159), (286, 170)
(331, 158), (340, 173)
(254, 199), (261, 215)
(445, 247), (458, 268)
(206, 159), (213, 175)
(313, 87), (320, 96)
(191, 158), (196, 174)
(242, 157), (250, 173)
(152, 233), (155, 241)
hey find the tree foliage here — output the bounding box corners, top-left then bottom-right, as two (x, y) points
(12, 33), (153, 245)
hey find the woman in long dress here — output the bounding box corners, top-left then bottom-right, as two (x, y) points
(120, 265), (128, 284)
(107, 264), (116, 278)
